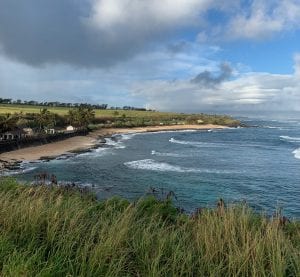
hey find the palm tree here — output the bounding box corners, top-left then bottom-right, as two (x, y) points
(80, 106), (95, 127)
(35, 109), (55, 132)
(0, 113), (18, 133)
(67, 107), (95, 129)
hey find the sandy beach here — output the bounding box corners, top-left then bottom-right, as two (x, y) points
(0, 124), (227, 167)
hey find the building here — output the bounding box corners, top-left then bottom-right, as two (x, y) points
(23, 128), (34, 136)
(0, 129), (26, 141)
(45, 128), (56, 135)
(66, 125), (75, 132)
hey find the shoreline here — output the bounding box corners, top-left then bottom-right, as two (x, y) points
(0, 124), (227, 171)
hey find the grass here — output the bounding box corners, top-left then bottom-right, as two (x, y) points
(0, 104), (241, 128)
(0, 104), (180, 118)
(1, 178), (298, 276)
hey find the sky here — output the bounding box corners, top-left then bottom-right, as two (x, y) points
(0, 0), (300, 116)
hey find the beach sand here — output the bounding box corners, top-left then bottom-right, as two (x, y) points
(0, 124), (227, 166)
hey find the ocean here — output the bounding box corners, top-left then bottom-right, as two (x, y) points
(10, 119), (300, 218)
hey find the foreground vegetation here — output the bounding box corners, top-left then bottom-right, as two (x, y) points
(0, 178), (299, 276)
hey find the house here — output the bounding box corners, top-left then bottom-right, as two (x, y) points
(66, 125), (75, 132)
(0, 129), (26, 141)
(23, 128), (34, 136)
(45, 128), (56, 135)
(197, 119), (204, 124)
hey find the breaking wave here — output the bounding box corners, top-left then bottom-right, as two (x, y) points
(263, 126), (283, 130)
(169, 137), (222, 147)
(151, 150), (188, 157)
(119, 133), (137, 140)
(280, 136), (300, 143)
(124, 159), (238, 174)
(105, 138), (126, 149)
(293, 148), (300, 160)
(0, 166), (37, 177)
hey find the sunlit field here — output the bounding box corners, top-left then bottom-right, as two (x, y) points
(0, 104), (173, 118)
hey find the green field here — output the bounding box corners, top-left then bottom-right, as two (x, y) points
(0, 104), (241, 128)
(0, 104), (179, 118)
(0, 178), (299, 276)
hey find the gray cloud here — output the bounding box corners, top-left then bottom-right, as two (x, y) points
(0, 0), (215, 68)
(0, 0), (149, 67)
(0, 0), (299, 69)
(191, 63), (232, 86)
(167, 41), (189, 54)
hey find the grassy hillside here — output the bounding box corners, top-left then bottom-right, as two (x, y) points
(0, 178), (299, 276)
(0, 104), (179, 118)
(0, 104), (240, 128)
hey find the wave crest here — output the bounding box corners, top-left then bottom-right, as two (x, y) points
(293, 148), (300, 160)
(169, 137), (222, 147)
(105, 138), (126, 149)
(0, 166), (37, 177)
(124, 159), (238, 174)
(280, 136), (300, 143)
(151, 150), (189, 157)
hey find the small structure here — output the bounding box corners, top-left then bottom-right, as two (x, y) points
(45, 128), (56, 135)
(23, 128), (34, 136)
(0, 129), (26, 141)
(197, 119), (204, 124)
(66, 125), (75, 132)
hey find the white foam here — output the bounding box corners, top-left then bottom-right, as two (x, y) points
(124, 159), (237, 174)
(105, 138), (125, 149)
(293, 148), (300, 160)
(169, 137), (222, 147)
(138, 130), (198, 136)
(0, 166), (37, 177)
(280, 136), (300, 143)
(94, 147), (107, 153)
(151, 150), (188, 157)
(120, 133), (137, 140)
(264, 126), (283, 130)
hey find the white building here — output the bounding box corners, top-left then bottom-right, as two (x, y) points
(66, 125), (75, 132)
(45, 128), (56, 135)
(0, 129), (26, 141)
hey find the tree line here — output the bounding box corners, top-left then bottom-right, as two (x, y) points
(0, 98), (149, 111)
(0, 107), (95, 134)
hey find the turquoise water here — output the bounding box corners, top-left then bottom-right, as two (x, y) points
(13, 119), (300, 218)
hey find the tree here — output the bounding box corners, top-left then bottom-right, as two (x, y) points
(67, 107), (95, 128)
(34, 109), (55, 132)
(0, 113), (18, 132)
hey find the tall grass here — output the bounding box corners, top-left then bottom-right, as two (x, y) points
(0, 178), (299, 276)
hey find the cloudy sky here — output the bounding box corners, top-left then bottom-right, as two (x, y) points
(0, 0), (300, 116)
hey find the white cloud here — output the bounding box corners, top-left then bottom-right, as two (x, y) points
(194, 0), (300, 41)
(226, 0), (300, 40)
(132, 55), (300, 114)
(294, 53), (300, 77)
(89, 0), (212, 31)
